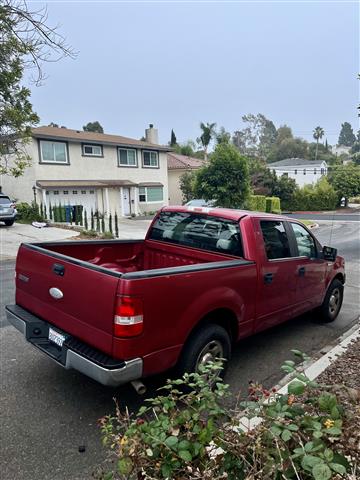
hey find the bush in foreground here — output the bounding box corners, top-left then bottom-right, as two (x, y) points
(99, 352), (355, 480)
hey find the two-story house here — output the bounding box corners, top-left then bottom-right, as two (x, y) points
(1, 124), (170, 217)
(269, 158), (328, 188)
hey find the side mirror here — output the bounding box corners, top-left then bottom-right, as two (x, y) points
(322, 246), (337, 262)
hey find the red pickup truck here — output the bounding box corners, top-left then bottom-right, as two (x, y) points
(6, 207), (345, 388)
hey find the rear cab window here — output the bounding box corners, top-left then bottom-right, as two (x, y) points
(149, 211), (244, 257)
(260, 220), (292, 260)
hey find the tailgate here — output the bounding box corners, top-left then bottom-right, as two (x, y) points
(15, 244), (120, 356)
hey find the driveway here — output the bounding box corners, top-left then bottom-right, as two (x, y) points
(0, 223), (80, 260)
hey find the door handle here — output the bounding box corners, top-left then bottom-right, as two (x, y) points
(264, 273), (273, 284)
(298, 267), (306, 277)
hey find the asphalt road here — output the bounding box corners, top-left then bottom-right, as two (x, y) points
(0, 221), (359, 480)
(287, 212), (360, 222)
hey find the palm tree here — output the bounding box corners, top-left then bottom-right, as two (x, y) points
(313, 126), (324, 161)
(197, 122), (216, 161)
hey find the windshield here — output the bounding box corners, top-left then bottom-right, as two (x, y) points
(149, 211), (243, 257)
(0, 197), (11, 205)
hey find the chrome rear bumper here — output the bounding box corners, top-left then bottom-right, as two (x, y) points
(5, 304), (143, 387)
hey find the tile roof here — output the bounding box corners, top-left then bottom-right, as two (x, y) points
(167, 152), (205, 170)
(269, 158), (326, 167)
(32, 126), (171, 151)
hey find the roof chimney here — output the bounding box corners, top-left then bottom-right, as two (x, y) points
(145, 124), (159, 144)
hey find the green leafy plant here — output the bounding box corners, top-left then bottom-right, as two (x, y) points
(99, 353), (353, 479)
(16, 202), (44, 223)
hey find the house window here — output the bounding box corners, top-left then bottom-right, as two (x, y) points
(40, 140), (68, 164)
(303, 169), (306, 175)
(89, 190), (95, 194)
(82, 144), (103, 157)
(46, 191), (49, 195)
(321, 168), (324, 175)
(53, 191), (59, 195)
(81, 190), (86, 194)
(63, 191), (69, 195)
(282, 172), (289, 178)
(72, 190), (78, 194)
(294, 169), (297, 175)
(143, 151), (159, 168)
(138, 186), (163, 203)
(314, 168), (317, 174)
(118, 148), (137, 167)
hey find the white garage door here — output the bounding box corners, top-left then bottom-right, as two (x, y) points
(46, 188), (98, 213)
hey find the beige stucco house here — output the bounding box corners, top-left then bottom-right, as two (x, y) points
(1, 124), (170, 217)
(167, 153), (205, 205)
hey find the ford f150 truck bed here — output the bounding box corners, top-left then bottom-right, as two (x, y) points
(6, 206), (345, 387)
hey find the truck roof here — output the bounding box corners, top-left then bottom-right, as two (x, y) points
(162, 206), (289, 222)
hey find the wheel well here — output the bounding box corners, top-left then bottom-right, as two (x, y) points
(334, 273), (345, 284)
(188, 308), (239, 344)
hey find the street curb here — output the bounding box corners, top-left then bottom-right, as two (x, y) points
(274, 319), (360, 395)
(237, 319), (360, 432)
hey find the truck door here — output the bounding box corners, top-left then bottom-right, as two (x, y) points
(287, 222), (327, 315)
(254, 218), (298, 331)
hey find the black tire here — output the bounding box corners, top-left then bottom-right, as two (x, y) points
(176, 324), (231, 378)
(4, 219), (14, 226)
(318, 279), (344, 323)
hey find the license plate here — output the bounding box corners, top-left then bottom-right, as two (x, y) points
(48, 327), (66, 347)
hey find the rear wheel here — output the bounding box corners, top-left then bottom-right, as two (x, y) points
(4, 219), (14, 226)
(318, 279), (344, 323)
(176, 324), (231, 378)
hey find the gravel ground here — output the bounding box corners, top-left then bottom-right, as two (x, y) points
(316, 336), (360, 475)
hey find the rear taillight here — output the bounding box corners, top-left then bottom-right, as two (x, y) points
(114, 296), (143, 337)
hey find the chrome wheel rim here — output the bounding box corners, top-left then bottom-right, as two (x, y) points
(329, 288), (341, 316)
(195, 340), (224, 372)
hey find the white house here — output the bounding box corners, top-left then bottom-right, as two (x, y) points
(1, 124), (170, 217)
(167, 153), (205, 205)
(269, 158), (328, 188)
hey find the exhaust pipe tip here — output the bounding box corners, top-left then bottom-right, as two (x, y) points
(131, 379), (146, 395)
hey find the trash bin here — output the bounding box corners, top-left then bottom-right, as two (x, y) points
(65, 205), (73, 223)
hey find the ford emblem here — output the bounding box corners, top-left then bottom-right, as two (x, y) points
(49, 287), (63, 299)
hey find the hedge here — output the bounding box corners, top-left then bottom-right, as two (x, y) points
(248, 195), (281, 213)
(248, 195), (266, 212)
(265, 196), (281, 214)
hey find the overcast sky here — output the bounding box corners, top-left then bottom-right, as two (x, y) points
(28, 1), (359, 147)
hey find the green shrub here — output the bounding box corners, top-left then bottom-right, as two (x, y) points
(99, 353), (353, 480)
(247, 194), (266, 212)
(16, 202), (44, 223)
(265, 196), (281, 214)
(284, 177), (337, 212)
(349, 196), (360, 204)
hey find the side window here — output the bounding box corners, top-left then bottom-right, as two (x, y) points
(260, 221), (291, 260)
(291, 223), (316, 258)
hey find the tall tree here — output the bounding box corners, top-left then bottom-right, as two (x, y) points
(232, 113), (275, 159)
(83, 121), (104, 133)
(313, 126), (324, 161)
(329, 164), (360, 203)
(194, 143), (250, 208)
(169, 129), (177, 147)
(276, 125), (293, 144)
(338, 122), (356, 147)
(215, 126), (231, 145)
(0, 1), (75, 177)
(197, 122), (216, 161)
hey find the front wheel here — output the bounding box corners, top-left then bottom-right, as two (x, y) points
(4, 219), (14, 226)
(176, 324), (231, 378)
(318, 279), (344, 323)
